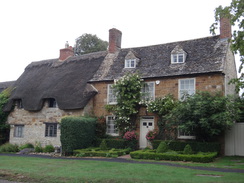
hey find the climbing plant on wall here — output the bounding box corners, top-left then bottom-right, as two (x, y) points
(107, 73), (143, 134)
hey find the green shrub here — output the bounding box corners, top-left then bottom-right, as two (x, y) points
(60, 116), (97, 155)
(19, 143), (34, 150)
(156, 142), (168, 153)
(43, 145), (55, 153)
(96, 138), (126, 149)
(130, 150), (217, 163)
(183, 144), (193, 154)
(35, 145), (43, 153)
(152, 140), (221, 154)
(99, 139), (108, 150)
(73, 148), (131, 157)
(0, 143), (19, 153)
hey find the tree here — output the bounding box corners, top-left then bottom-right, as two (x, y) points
(210, 0), (244, 96)
(74, 33), (108, 55)
(166, 92), (239, 142)
(0, 88), (11, 144)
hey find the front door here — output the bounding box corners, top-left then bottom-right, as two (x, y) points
(139, 116), (154, 148)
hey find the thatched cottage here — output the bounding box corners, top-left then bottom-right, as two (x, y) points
(2, 17), (238, 151)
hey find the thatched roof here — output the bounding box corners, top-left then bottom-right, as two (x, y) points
(0, 81), (15, 93)
(90, 36), (229, 81)
(4, 51), (106, 111)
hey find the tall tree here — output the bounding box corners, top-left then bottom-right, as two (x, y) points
(74, 33), (108, 55)
(210, 0), (244, 96)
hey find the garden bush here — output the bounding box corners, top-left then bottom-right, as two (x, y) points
(96, 138), (126, 149)
(156, 141), (168, 153)
(43, 145), (55, 153)
(61, 116), (96, 155)
(74, 148), (131, 158)
(19, 143), (34, 150)
(183, 144), (193, 154)
(99, 139), (108, 150)
(0, 143), (19, 153)
(152, 140), (221, 153)
(130, 150), (217, 163)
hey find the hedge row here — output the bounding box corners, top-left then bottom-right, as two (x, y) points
(60, 116), (96, 155)
(152, 140), (221, 153)
(95, 138), (138, 150)
(73, 148), (130, 158)
(130, 150), (218, 163)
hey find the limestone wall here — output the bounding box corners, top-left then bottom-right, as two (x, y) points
(7, 99), (93, 147)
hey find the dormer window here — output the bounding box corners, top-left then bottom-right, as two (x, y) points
(172, 53), (184, 63)
(171, 45), (187, 64)
(125, 59), (136, 68)
(48, 98), (57, 108)
(16, 100), (23, 109)
(124, 50), (140, 68)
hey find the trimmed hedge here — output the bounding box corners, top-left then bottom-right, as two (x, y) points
(152, 140), (221, 153)
(96, 138), (126, 149)
(60, 116), (96, 155)
(74, 148), (130, 158)
(130, 150), (218, 163)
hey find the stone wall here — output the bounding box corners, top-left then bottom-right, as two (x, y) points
(92, 73), (225, 118)
(7, 98), (93, 147)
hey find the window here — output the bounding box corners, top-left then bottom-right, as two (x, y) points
(172, 53), (184, 63)
(107, 84), (117, 104)
(106, 116), (118, 136)
(179, 78), (195, 100)
(45, 123), (57, 137)
(16, 100), (23, 109)
(141, 82), (155, 101)
(125, 59), (136, 68)
(178, 127), (196, 140)
(49, 98), (57, 108)
(14, 125), (24, 138)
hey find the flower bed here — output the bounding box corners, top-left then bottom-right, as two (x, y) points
(73, 148), (131, 158)
(130, 149), (218, 163)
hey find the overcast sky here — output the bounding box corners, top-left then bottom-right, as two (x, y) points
(0, 0), (238, 82)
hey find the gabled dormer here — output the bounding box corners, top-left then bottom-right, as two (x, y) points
(171, 45), (187, 64)
(124, 50), (140, 68)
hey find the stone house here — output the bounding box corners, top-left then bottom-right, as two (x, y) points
(3, 17), (237, 149)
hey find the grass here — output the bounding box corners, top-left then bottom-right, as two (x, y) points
(0, 155), (244, 182)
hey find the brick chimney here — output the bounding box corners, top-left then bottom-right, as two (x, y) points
(59, 42), (74, 61)
(220, 17), (231, 39)
(109, 28), (122, 53)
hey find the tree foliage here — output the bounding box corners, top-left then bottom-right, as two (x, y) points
(74, 33), (108, 55)
(166, 92), (239, 142)
(210, 0), (244, 96)
(0, 88), (11, 144)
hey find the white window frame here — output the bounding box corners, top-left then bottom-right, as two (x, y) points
(106, 116), (119, 136)
(141, 82), (155, 101)
(125, 59), (136, 68)
(178, 78), (195, 100)
(45, 123), (57, 137)
(171, 53), (185, 64)
(14, 125), (24, 138)
(178, 127), (196, 140)
(107, 84), (117, 104)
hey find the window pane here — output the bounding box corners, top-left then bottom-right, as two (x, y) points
(178, 54), (183, 62)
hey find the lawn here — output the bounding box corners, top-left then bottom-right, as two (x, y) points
(0, 155), (244, 183)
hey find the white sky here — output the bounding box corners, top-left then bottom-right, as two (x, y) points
(0, 0), (239, 82)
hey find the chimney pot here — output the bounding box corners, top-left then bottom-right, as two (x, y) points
(220, 17), (231, 39)
(109, 28), (122, 53)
